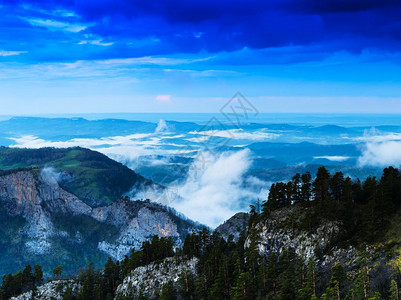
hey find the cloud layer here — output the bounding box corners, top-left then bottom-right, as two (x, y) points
(358, 131), (401, 167)
(172, 149), (255, 227)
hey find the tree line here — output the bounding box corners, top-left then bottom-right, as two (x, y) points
(257, 166), (401, 245)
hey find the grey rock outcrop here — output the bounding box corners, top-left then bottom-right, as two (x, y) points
(10, 280), (81, 300)
(215, 212), (249, 241)
(245, 205), (356, 269)
(115, 257), (198, 299)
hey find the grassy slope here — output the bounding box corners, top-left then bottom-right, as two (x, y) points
(0, 147), (152, 207)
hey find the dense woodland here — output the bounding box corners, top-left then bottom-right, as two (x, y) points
(2, 166), (401, 299)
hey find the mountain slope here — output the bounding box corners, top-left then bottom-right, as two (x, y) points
(0, 147), (155, 206)
(0, 168), (201, 277)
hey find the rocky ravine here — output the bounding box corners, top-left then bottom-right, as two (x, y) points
(0, 169), (200, 274)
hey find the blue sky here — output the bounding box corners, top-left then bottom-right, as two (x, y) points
(1, 0), (401, 114)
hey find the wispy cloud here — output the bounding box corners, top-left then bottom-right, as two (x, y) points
(78, 39), (114, 47)
(0, 50), (27, 56)
(314, 156), (351, 162)
(190, 129), (280, 141)
(23, 17), (89, 32)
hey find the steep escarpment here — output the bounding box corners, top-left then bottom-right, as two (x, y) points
(0, 169), (200, 276)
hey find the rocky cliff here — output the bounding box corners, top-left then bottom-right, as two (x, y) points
(115, 257), (198, 299)
(0, 168), (200, 276)
(10, 280), (81, 300)
(215, 212), (249, 241)
(246, 205), (358, 270)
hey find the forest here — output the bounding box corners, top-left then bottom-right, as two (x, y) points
(2, 166), (401, 299)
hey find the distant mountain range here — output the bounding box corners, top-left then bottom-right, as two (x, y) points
(0, 116), (391, 223)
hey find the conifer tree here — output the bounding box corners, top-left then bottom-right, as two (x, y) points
(301, 172), (312, 202)
(298, 259), (318, 300)
(33, 265), (43, 286)
(159, 281), (176, 300)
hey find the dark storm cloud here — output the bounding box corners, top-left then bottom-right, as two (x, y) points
(1, 0), (401, 62)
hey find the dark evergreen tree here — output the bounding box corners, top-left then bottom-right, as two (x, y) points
(330, 172), (344, 202)
(33, 265), (43, 286)
(313, 167), (331, 203)
(301, 172), (312, 202)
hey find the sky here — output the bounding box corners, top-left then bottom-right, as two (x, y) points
(1, 0), (401, 114)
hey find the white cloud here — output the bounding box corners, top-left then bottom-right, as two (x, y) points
(78, 39), (114, 47)
(171, 149), (253, 227)
(24, 18), (89, 32)
(358, 141), (401, 167)
(0, 50), (27, 56)
(358, 129), (401, 167)
(355, 133), (401, 143)
(97, 56), (213, 66)
(314, 156), (351, 162)
(9, 134), (152, 148)
(189, 129), (280, 141)
(155, 119), (169, 133)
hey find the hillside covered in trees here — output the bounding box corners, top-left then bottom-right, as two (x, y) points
(3, 166), (401, 299)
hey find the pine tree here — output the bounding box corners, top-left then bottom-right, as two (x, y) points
(330, 172), (344, 202)
(232, 271), (251, 300)
(159, 281), (176, 300)
(257, 259), (268, 298)
(178, 270), (195, 300)
(211, 255), (231, 299)
(292, 173), (302, 204)
(63, 286), (74, 300)
(103, 257), (120, 296)
(328, 262), (347, 299)
(266, 252), (279, 298)
(354, 265), (371, 300)
(33, 265), (43, 286)
(301, 172), (312, 202)
(313, 166), (331, 203)
(53, 265), (63, 279)
(78, 263), (95, 300)
(22, 265), (34, 291)
(390, 279), (400, 300)
(298, 259), (317, 300)
(278, 250), (302, 300)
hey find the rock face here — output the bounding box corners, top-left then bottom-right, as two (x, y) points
(10, 280), (81, 300)
(115, 257), (198, 300)
(0, 169), (91, 254)
(215, 212), (249, 241)
(0, 169), (201, 275)
(246, 205), (356, 269)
